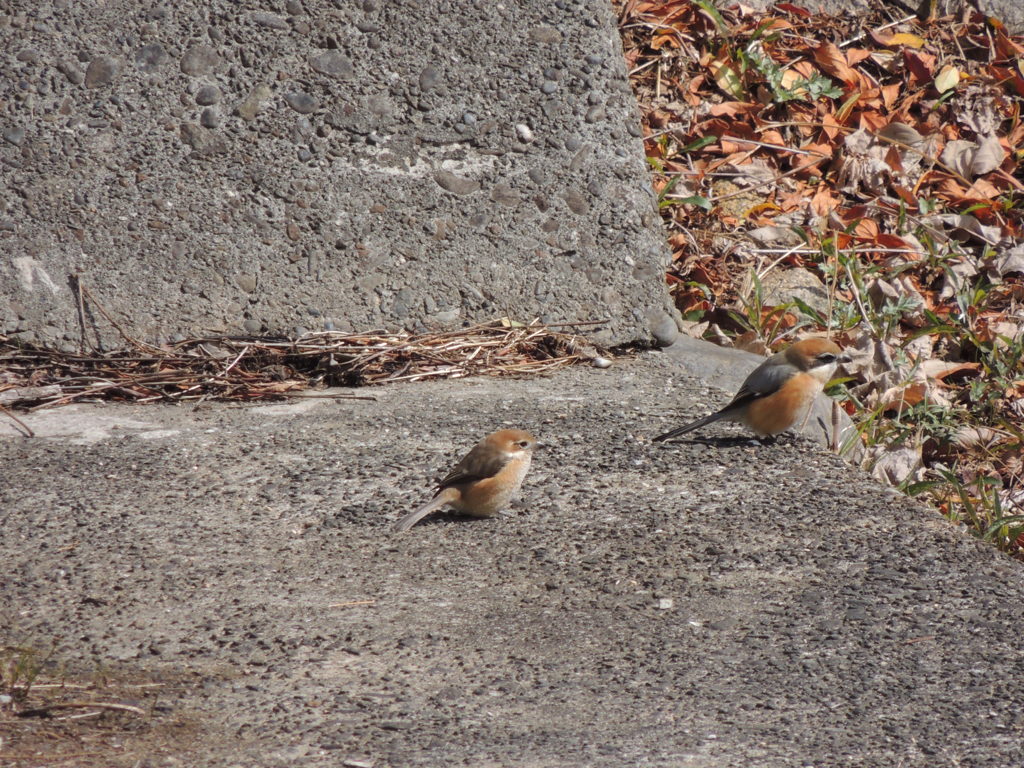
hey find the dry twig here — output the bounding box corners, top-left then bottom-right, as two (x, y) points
(16, 700), (147, 718)
(0, 320), (602, 412)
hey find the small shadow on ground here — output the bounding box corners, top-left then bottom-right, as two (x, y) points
(653, 434), (795, 448)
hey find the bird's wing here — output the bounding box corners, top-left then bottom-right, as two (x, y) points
(726, 356), (794, 408)
(437, 444), (507, 490)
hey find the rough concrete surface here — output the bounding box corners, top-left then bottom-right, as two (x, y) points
(969, 0), (1023, 28)
(4, 1), (1024, 766)
(0, 0), (675, 349)
(4, 355), (1024, 767)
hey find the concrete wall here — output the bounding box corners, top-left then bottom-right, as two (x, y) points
(0, 0), (679, 349)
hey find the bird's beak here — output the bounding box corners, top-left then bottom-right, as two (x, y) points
(838, 353), (853, 364)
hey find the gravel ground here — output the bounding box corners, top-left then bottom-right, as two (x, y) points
(3, 352), (1023, 767)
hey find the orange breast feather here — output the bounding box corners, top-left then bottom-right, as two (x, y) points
(742, 372), (820, 437)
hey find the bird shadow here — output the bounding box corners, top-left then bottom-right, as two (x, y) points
(655, 434), (790, 448)
(395, 511), (499, 530)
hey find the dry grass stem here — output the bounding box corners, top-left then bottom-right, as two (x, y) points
(0, 321), (602, 411)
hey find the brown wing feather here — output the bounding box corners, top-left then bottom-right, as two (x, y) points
(436, 443), (508, 490)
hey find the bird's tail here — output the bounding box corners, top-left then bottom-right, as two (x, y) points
(393, 488), (459, 532)
(653, 411), (724, 442)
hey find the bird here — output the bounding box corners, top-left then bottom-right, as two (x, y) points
(393, 429), (538, 531)
(653, 338), (846, 442)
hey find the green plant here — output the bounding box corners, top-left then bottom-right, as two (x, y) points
(1, 641), (56, 704)
(725, 270), (811, 345)
(734, 32), (842, 104)
(908, 466), (1024, 554)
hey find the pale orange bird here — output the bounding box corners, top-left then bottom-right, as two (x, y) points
(393, 429), (538, 531)
(654, 338), (847, 441)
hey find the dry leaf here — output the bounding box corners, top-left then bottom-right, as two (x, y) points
(877, 122), (925, 147)
(810, 185), (837, 216)
(812, 41), (858, 87)
(989, 244), (1024, 277)
(709, 101), (758, 117)
(732, 331), (768, 355)
(920, 360), (981, 381)
(841, 329), (897, 382)
(970, 133), (1005, 175)
(929, 213), (1002, 245)
(709, 53), (744, 99)
(963, 178), (1002, 201)
(986, 320), (1024, 347)
(957, 86), (1001, 134)
(904, 333), (934, 367)
(651, 32), (679, 51)
(938, 254), (981, 299)
(934, 65), (960, 94)
(869, 50), (899, 71)
(852, 218), (880, 238)
(866, 277), (900, 309)
(780, 67), (807, 94)
(941, 139), (977, 177)
(837, 128), (892, 195)
(679, 319), (710, 339)
(951, 426), (1008, 450)
(889, 32), (926, 48)
(903, 49), (935, 82)
(867, 439), (925, 485)
(745, 225), (803, 245)
(940, 133), (1003, 178)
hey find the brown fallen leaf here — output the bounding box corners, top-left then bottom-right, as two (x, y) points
(919, 360), (981, 381)
(812, 41), (859, 88)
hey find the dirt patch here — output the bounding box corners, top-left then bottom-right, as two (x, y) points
(0, 651), (212, 767)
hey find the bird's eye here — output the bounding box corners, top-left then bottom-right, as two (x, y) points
(518, 440), (530, 448)
(818, 353), (837, 363)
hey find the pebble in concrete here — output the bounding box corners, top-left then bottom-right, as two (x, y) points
(180, 45), (220, 76)
(84, 55), (120, 88)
